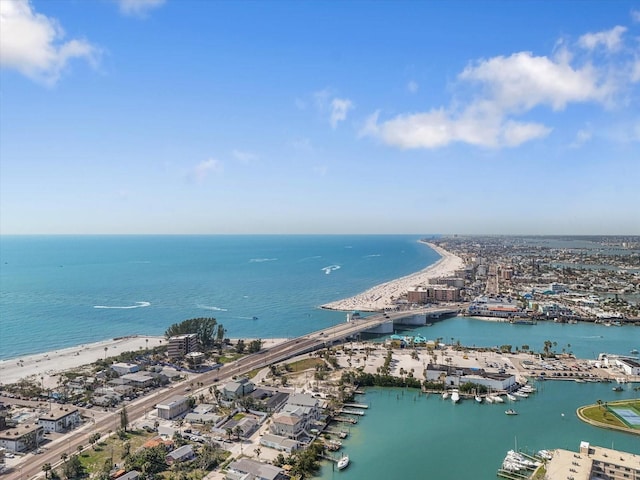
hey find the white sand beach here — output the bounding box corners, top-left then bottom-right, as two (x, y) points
(320, 242), (464, 312)
(0, 337), (288, 388)
(0, 336), (165, 388)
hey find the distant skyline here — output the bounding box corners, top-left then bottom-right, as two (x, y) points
(1, 0), (639, 235)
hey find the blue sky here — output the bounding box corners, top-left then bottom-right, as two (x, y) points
(1, 0), (639, 235)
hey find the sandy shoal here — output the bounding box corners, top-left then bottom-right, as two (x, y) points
(0, 337), (288, 388)
(320, 241), (464, 312)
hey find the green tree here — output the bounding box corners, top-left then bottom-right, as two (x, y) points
(248, 339), (263, 353)
(42, 463), (52, 479)
(236, 339), (246, 353)
(120, 406), (129, 432)
(165, 317), (218, 348)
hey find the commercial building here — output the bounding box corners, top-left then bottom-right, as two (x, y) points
(545, 441), (639, 480)
(111, 363), (140, 376)
(156, 395), (189, 420)
(615, 358), (640, 376)
(407, 286), (461, 304)
(38, 407), (80, 433)
(0, 425), (45, 453)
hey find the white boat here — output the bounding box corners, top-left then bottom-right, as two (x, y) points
(475, 395), (482, 403)
(337, 455), (349, 470)
(514, 391), (529, 398)
(442, 391), (449, 400)
(451, 389), (460, 403)
(537, 450), (553, 460)
(492, 395), (504, 403)
(574, 378), (586, 383)
(505, 409), (518, 415)
(506, 393), (517, 402)
(485, 395), (494, 404)
(520, 385), (535, 393)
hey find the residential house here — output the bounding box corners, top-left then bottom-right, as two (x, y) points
(166, 445), (195, 465)
(225, 458), (287, 480)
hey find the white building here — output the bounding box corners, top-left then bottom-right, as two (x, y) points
(615, 358), (640, 376)
(111, 362), (140, 376)
(0, 425), (45, 453)
(156, 395), (189, 420)
(38, 408), (81, 433)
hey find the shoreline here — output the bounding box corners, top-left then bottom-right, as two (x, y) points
(0, 336), (288, 388)
(320, 241), (464, 312)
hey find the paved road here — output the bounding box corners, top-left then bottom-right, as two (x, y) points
(9, 307), (452, 479)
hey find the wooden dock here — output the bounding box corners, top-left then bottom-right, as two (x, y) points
(334, 416), (358, 424)
(339, 408), (365, 416)
(343, 403), (368, 409)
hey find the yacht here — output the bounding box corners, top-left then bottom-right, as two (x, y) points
(451, 389), (460, 403)
(442, 391), (449, 400)
(337, 455), (350, 470)
(485, 395), (494, 404)
(514, 391), (529, 398)
(475, 395), (482, 403)
(492, 395), (505, 403)
(506, 393), (517, 401)
(505, 409), (518, 415)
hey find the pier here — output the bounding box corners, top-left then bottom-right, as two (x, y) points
(343, 403), (369, 409)
(339, 408), (365, 416)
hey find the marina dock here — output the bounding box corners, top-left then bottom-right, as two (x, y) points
(343, 403), (369, 409)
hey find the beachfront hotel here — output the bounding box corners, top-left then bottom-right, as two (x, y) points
(167, 334), (199, 359)
(545, 441), (640, 479)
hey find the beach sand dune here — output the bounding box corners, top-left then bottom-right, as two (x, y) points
(320, 242), (464, 312)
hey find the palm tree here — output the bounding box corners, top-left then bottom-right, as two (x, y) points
(234, 425), (243, 441)
(42, 463), (52, 479)
(225, 427), (233, 441)
(254, 447), (261, 459)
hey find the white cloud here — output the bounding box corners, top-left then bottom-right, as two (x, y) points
(361, 106), (550, 149)
(0, 0), (99, 85)
(232, 149), (259, 163)
(330, 98), (354, 128)
(362, 46), (620, 149)
(115, 0), (166, 17)
(578, 26), (627, 52)
(190, 158), (223, 183)
(407, 80), (419, 94)
(632, 58), (640, 83)
(460, 51), (610, 111)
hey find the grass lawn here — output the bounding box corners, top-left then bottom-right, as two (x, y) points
(581, 406), (626, 429)
(78, 429), (155, 474)
(286, 358), (326, 373)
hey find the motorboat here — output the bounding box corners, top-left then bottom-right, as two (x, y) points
(485, 395), (494, 404)
(506, 393), (517, 401)
(337, 455), (350, 470)
(505, 409), (518, 415)
(492, 395), (504, 403)
(442, 391), (449, 400)
(475, 395), (482, 403)
(537, 450), (553, 460)
(451, 389), (460, 403)
(514, 391), (529, 398)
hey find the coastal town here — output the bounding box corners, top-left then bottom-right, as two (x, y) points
(0, 236), (639, 480)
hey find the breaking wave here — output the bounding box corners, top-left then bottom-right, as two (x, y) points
(249, 258), (278, 263)
(197, 304), (228, 312)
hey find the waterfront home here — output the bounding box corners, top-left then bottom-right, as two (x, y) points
(111, 362), (140, 376)
(0, 424), (45, 453)
(248, 388), (289, 412)
(260, 433), (300, 453)
(166, 444), (195, 465)
(156, 395), (189, 420)
(283, 393), (322, 421)
(270, 411), (308, 440)
(38, 407), (80, 433)
(225, 458), (287, 480)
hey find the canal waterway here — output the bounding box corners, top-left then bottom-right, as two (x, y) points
(317, 382), (639, 479)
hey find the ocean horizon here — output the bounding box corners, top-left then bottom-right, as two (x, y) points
(0, 234), (441, 360)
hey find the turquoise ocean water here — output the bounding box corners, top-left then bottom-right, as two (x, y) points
(0, 235), (439, 359)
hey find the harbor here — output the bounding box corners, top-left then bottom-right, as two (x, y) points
(315, 381), (640, 479)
